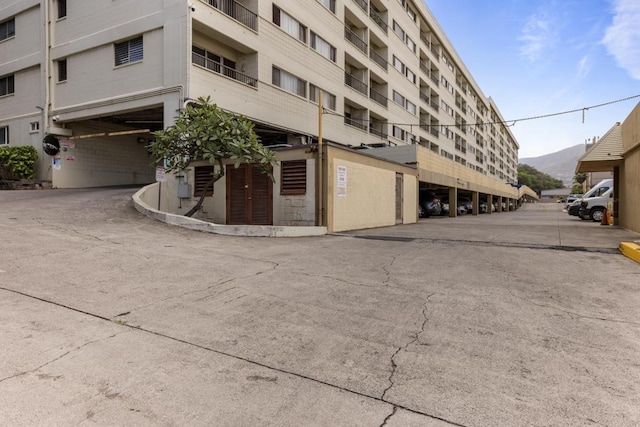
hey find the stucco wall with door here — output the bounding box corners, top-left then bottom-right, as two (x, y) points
(326, 145), (418, 233)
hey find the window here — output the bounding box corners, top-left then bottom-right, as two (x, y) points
(0, 126), (7, 145)
(0, 18), (15, 41)
(393, 21), (405, 40)
(309, 84), (336, 110)
(310, 32), (336, 62)
(30, 122), (40, 133)
(392, 90), (405, 106)
(0, 74), (15, 97)
(57, 59), (67, 82)
(393, 56), (404, 73)
(392, 126), (405, 141)
(406, 36), (416, 53)
(272, 67), (306, 97)
(194, 166), (214, 197)
(273, 6), (307, 43)
(57, 0), (67, 19)
(281, 160), (307, 195)
(406, 100), (416, 115)
(318, 0), (336, 13)
(114, 36), (143, 66)
(405, 67), (416, 84)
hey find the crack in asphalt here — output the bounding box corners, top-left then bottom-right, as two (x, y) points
(340, 234), (621, 254)
(0, 330), (128, 384)
(382, 294), (435, 402)
(380, 405), (397, 426)
(507, 287), (640, 325)
(32, 218), (123, 244)
(0, 286), (466, 427)
(382, 254), (398, 285)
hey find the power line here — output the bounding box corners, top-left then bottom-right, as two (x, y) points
(322, 93), (640, 130)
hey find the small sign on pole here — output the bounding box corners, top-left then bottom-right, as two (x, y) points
(155, 166), (166, 182)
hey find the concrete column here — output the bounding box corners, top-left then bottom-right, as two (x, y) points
(487, 194), (493, 215)
(449, 187), (457, 217)
(497, 196), (503, 212)
(472, 191), (479, 215)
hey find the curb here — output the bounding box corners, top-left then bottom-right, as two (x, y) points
(132, 184), (327, 238)
(619, 242), (640, 264)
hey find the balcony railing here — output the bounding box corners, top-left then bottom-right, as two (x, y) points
(419, 91), (428, 103)
(370, 126), (388, 139)
(429, 73), (439, 86)
(345, 116), (367, 131)
(430, 45), (439, 59)
(430, 127), (439, 137)
(192, 52), (257, 87)
(369, 87), (387, 107)
(345, 27), (368, 54)
(345, 72), (368, 95)
(429, 99), (439, 112)
(352, 0), (368, 12)
(369, 8), (387, 33)
(369, 48), (387, 70)
(420, 62), (429, 75)
(201, 0), (257, 31)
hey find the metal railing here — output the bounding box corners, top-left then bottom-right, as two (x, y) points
(430, 127), (439, 137)
(352, 0), (367, 12)
(430, 74), (439, 86)
(345, 72), (368, 95)
(201, 0), (257, 30)
(369, 8), (387, 33)
(345, 27), (368, 54)
(345, 117), (367, 131)
(370, 126), (388, 139)
(369, 87), (387, 107)
(429, 99), (439, 112)
(192, 52), (257, 87)
(369, 48), (387, 70)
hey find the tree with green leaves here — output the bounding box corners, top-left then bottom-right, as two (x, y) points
(517, 164), (565, 195)
(150, 97), (276, 217)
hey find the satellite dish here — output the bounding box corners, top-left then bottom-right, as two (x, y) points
(43, 134), (60, 156)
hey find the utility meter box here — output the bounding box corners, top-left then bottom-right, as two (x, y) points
(178, 183), (192, 199)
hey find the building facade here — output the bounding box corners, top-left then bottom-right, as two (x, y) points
(1, 0), (527, 229)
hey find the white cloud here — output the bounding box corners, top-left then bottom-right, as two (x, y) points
(603, 0), (640, 80)
(577, 55), (591, 79)
(519, 7), (557, 62)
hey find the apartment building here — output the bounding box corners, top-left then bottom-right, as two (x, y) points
(1, 0), (523, 228)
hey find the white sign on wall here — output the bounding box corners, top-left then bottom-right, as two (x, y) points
(337, 165), (347, 197)
(155, 166), (166, 182)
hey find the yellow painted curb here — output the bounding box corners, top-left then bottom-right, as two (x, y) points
(619, 242), (640, 264)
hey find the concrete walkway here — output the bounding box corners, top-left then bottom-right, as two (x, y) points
(1, 188), (639, 426)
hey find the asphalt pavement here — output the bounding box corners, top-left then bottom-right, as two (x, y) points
(1, 188), (639, 426)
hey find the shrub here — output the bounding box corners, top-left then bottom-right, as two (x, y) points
(0, 146), (39, 180)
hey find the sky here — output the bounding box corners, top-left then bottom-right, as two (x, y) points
(424, 0), (640, 158)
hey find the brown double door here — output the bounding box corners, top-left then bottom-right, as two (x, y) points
(226, 164), (273, 225)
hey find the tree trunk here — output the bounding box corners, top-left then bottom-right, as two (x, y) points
(184, 158), (224, 217)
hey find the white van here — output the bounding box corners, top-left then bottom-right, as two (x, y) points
(578, 179), (613, 222)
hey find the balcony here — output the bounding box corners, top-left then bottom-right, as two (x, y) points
(430, 127), (439, 137)
(345, 117), (367, 131)
(352, 0), (367, 12)
(419, 91), (428, 103)
(370, 125), (388, 139)
(369, 87), (387, 107)
(345, 72), (368, 95)
(345, 27), (368, 54)
(201, 0), (257, 31)
(429, 99), (439, 112)
(192, 52), (257, 87)
(369, 8), (387, 33)
(429, 73), (439, 86)
(369, 48), (387, 70)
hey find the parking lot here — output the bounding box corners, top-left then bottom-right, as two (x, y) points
(1, 187), (639, 426)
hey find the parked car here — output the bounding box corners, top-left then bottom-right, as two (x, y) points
(567, 199), (582, 216)
(419, 191), (442, 217)
(440, 199), (450, 216)
(479, 201), (488, 213)
(458, 197), (473, 214)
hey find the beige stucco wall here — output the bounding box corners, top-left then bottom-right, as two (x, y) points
(620, 103), (640, 233)
(326, 145), (418, 233)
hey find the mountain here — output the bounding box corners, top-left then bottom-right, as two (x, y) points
(519, 144), (586, 187)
